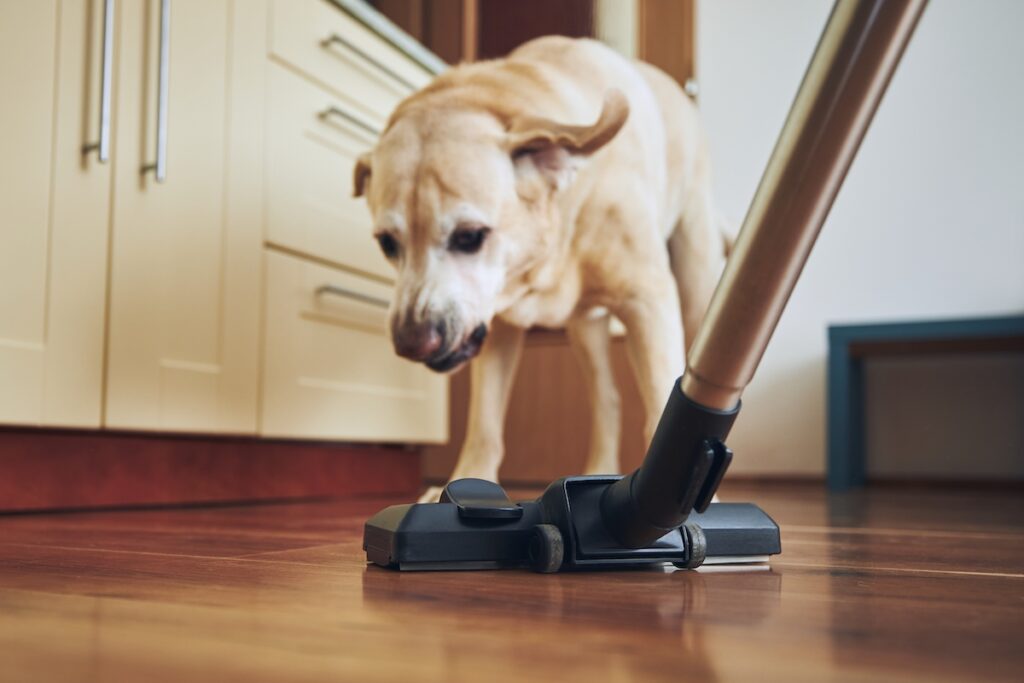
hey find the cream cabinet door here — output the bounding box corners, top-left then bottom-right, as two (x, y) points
(0, 0), (112, 427)
(105, 0), (263, 433)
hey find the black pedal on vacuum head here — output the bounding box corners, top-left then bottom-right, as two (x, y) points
(440, 478), (523, 519)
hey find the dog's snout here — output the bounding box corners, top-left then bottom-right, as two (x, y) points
(393, 320), (445, 361)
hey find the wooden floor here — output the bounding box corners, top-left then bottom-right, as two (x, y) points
(0, 483), (1021, 682)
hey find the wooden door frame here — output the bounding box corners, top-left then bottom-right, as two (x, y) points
(637, 0), (696, 89)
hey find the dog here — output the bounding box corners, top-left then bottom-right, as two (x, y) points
(354, 37), (729, 502)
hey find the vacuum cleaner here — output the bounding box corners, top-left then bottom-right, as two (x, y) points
(364, 0), (927, 572)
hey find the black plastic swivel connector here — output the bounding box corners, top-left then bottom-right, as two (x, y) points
(600, 377), (739, 548)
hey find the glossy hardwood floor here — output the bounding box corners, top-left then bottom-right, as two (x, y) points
(0, 482), (1021, 682)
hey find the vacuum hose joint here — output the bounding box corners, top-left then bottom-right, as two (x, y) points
(600, 377), (739, 548)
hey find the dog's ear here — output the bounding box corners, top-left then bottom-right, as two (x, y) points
(506, 89), (629, 190)
(353, 152), (372, 198)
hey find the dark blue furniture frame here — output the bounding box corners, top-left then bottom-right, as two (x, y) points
(827, 315), (1024, 491)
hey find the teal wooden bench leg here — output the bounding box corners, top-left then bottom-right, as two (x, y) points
(828, 331), (866, 491)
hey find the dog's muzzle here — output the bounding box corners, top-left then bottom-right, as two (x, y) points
(424, 324), (488, 373)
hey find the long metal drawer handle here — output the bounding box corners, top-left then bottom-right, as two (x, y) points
(83, 0), (115, 162)
(320, 32), (416, 91)
(316, 284), (390, 310)
(142, 0), (170, 182)
(318, 106), (382, 138)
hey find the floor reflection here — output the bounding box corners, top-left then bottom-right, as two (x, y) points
(361, 564), (783, 680)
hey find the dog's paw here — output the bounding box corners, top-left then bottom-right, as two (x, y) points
(417, 486), (444, 504)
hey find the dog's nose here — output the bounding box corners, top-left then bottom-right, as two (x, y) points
(393, 320), (444, 361)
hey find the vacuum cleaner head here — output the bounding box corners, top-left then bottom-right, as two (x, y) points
(365, 379), (780, 573)
(364, 477), (780, 573)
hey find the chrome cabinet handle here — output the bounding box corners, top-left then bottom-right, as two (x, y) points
(318, 105), (381, 138)
(320, 32), (416, 91)
(316, 285), (390, 310)
(142, 0), (170, 182)
(83, 0), (114, 162)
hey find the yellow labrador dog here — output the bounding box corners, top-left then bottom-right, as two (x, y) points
(354, 37), (728, 502)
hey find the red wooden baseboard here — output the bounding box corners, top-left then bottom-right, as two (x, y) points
(0, 428), (420, 512)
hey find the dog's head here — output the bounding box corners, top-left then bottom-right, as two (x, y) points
(354, 89), (628, 373)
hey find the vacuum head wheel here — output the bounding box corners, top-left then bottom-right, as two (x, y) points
(528, 524), (564, 573)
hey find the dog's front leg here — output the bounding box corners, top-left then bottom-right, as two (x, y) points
(567, 313), (621, 475)
(418, 318), (526, 503)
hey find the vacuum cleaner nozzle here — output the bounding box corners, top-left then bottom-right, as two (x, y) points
(363, 378), (779, 573)
(363, 476), (780, 572)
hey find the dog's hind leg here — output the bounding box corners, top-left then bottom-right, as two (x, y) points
(418, 317), (525, 503)
(669, 179), (728, 352)
(616, 271), (686, 448)
(567, 312), (621, 476)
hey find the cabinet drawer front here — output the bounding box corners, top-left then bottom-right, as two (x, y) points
(261, 249), (447, 443)
(265, 63), (391, 279)
(269, 0), (430, 125)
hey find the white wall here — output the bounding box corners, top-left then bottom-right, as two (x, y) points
(696, 0), (1024, 475)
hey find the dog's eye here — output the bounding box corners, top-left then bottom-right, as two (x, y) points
(376, 233), (400, 259)
(448, 227), (490, 254)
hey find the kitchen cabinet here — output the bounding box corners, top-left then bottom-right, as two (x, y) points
(258, 0), (445, 442)
(1, 0), (446, 444)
